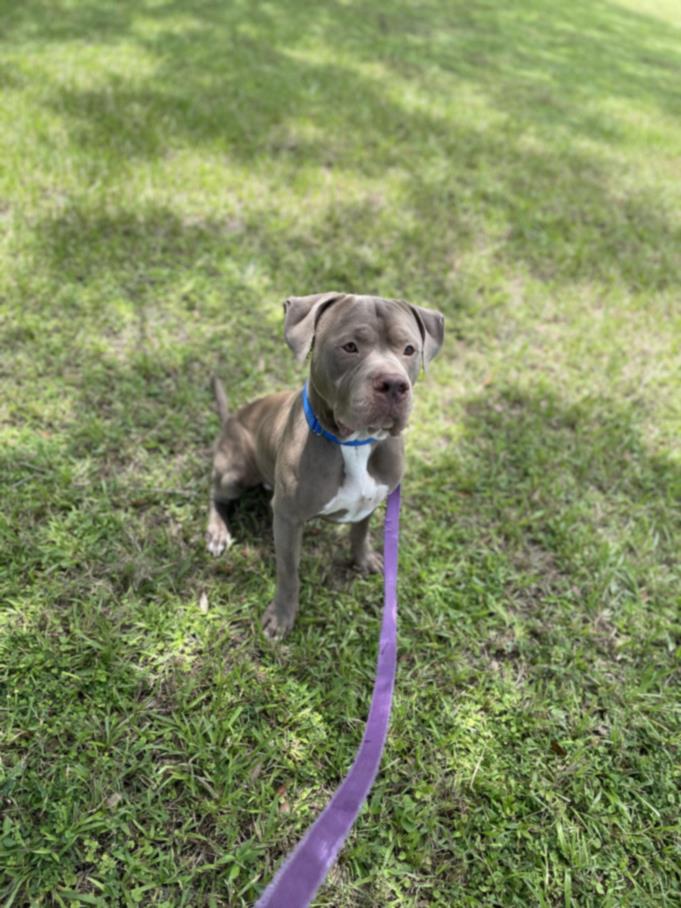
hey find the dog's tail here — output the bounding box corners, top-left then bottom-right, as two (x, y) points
(211, 375), (230, 425)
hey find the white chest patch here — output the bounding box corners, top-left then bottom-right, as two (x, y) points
(320, 445), (389, 524)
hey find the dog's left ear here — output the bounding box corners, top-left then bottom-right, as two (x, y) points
(409, 303), (445, 370)
(283, 292), (345, 362)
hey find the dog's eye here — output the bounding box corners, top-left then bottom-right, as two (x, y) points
(403, 344), (416, 356)
(342, 342), (359, 353)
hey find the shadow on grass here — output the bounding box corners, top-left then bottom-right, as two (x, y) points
(5, 205), (292, 398)
(213, 489), (273, 551)
(3, 0), (679, 295)
(407, 382), (680, 644)
(3, 0), (680, 121)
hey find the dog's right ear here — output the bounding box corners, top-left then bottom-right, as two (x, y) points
(283, 292), (345, 362)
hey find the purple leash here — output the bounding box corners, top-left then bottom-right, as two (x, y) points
(255, 485), (401, 908)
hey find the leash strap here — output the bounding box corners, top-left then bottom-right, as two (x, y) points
(255, 485), (401, 907)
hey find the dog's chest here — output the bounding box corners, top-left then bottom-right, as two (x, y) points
(320, 445), (389, 524)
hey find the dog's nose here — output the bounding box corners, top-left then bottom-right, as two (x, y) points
(373, 373), (410, 400)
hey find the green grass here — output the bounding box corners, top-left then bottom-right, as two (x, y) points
(1, 0), (680, 904)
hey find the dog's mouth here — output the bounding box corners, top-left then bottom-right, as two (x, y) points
(334, 417), (369, 439)
(334, 419), (354, 439)
(334, 414), (404, 440)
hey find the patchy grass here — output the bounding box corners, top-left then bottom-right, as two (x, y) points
(1, 0), (680, 905)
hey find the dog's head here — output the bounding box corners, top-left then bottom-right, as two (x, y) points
(283, 292), (444, 439)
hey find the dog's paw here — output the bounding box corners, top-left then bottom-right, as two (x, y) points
(262, 602), (295, 640)
(206, 522), (233, 557)
(353, 550), (384, 575)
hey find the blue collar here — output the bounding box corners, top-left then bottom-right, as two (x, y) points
(302, 383), (378, 447)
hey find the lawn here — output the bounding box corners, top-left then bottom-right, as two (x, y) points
(1, 0), (680, 904)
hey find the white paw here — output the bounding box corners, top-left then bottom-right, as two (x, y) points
(206, 524), (232, 557)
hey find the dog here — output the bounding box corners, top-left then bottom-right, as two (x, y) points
(206, 292), (444, 638)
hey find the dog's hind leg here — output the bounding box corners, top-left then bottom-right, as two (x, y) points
(206, 451), (252, 557)
(206, 409), (260, 556)
(206, 495), (233, 556)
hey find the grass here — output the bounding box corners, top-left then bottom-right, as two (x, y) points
(1, 0), (680, 904)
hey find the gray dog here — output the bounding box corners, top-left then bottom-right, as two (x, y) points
(207, 292), (444, 638)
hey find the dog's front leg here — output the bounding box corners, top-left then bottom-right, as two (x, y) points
(262, 509), (303, 639)
(349, 514), (383, 574)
